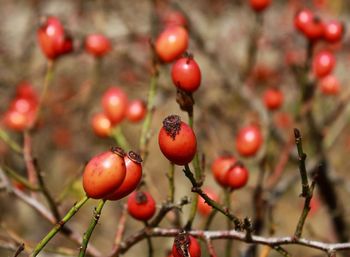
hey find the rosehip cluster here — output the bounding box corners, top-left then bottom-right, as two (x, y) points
(294, 9), (344, 43)
(211, 154), (249, 190)
(82, 147), (143, 201)
(91, 87), (146, 137)
(37, 16), (73, 60)
(2, 82), (39, 132)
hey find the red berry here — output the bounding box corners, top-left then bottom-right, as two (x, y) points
(294, 9), (313, 33)
(323, 20), (344, 43)
(126, 99), (147, 123)
(106, 151), (143, 201)
(171, 56), (201, 93)
(91, 112), (112, 137)
(3, 110), (30, 132)
(127, 191), (156, 221)
(82, 147), (126, 199)
(155, 26), (189, 63)
(312, 50), (336, 78)
(15, 82), (38, 102)
(319, 75), (340, 95)
(249, 0), (271, 12)
(263, 88), (283, 111)
(102, 87), (128, 125)
(294, 9), (324, 41)
(197, 187), (219, 216)
(236, 125), (263, 157)
(37, 16), (73, 59)
(225, 163), (249, 190)
(85, 34), (112, 57)
(162, 10), (187, 28)
(211, 155), (237, 187)
(158, 115), (197, 165)
(172, 233), (201, 257)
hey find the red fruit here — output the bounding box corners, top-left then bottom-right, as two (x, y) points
(249, 0), (271, 12)
(171, 56), (201, 93)
(236, 125), (263, 157)
(294, 9), (324, 41)
(37, 16), (73, 59)
(323, 20), (344, 43)
(294, 9), (313, 32)
(82, 147), (126, 199)
(126, 99), (147, 123)
(263, 88), (283, 111)
(15, 82), (38, 102)
(211, 155), (237, 187)
(106, 151), (143, 201)
(102, 87), (128, 125)
(155, 26), (189, 63)
(319, 75), (340, 95)
(158, 115), (197, 165)
(312, 50), (336, 78)
(172, 232), (201, 257)
(225, 163), (249, 190)
(3, 110), (30, 132)
(197, 187), (219, 216)
(127, 191), (156, 221)
(85, 34), (112, 57)
(162, 10), (187, 28)
(91, 112), (112, 137)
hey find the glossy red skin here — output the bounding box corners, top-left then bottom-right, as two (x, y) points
(126, 100), (146, 122)
(249, 0), (271, 12)
(294, 9), (313, 32)
(319, 75), (340, 95)
(37, 16), (73, 59)
(236, 125), (263, 157)
(85, 34), (111, 57)
(323, 20), (344, 43)
(312, 50), (336, 78)
(211, 156), (236, 187)
(83, 150), (126, 199)
(302, 17), (324, 41)
(91, 112), (112, 137)
(155, 26), (189, 63)
(102, 87), (128, 125)
(127, 191), (156, 221)
(106, 155), (143, 200)
(172, 236), (201, 257)
(197, 187), (219, 216)
(158, 121), (197, 165)
(3, 110), (31, 132)
(263, 88), (283, 111)
(171, 57), (201, 92)
(225, 165), (249, 190)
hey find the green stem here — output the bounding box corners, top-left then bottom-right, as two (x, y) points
(79, 199), (106, 257)
(30, 196), (89, 257)
(139, 69), (159, 161)
(204, 209), (218, 230)
(34, 60), (55, 127)
(111, 126), (130, 150)
(2, 165), (39, 191)
(0, 129), (22, 154)
(225, 189), (233, 257)
(167, 162), (175, 203)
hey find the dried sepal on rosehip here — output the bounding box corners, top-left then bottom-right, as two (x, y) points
(82, 147), (126, 199)
(158, 115), (197, 165)
(172, 231), (201, 257)
(127, 191), (156, 221)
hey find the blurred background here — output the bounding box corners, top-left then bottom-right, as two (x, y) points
(1, 0), (350, 256)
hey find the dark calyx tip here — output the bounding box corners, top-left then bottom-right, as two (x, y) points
(128, 151), (143, 164)
(135, 191), (147, 204)
(111, 146), (126, 157)
(163, 115), (182, 140)
(174, 231), (190, 257)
